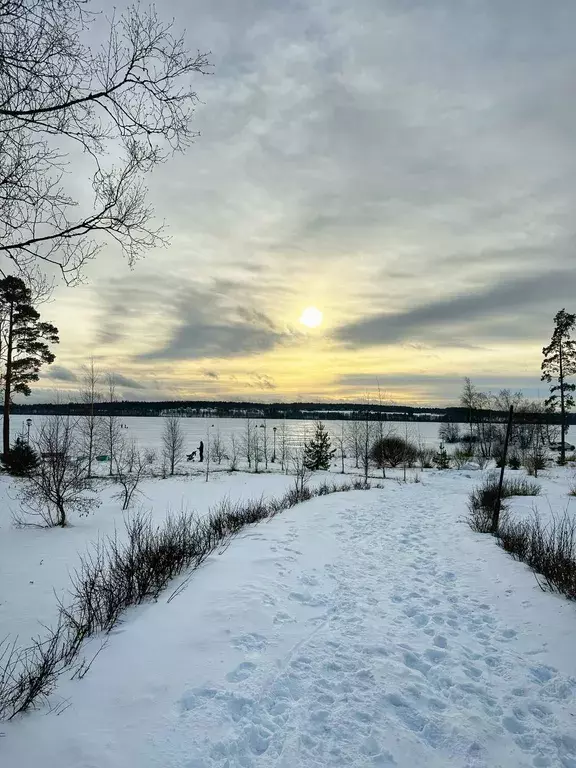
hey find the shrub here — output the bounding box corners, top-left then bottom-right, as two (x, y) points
(467, 481), (509, 533)
(451, 447), (474, 469)
(508, 455), (521, 470)
(467, 489), (505, 533)
(525, 452), (547, 476)
(370, 436), (418, 468)
(466, 474), (540, 534)
(439, 422), (460, 443)
(497, 512), (576, 600)
(1, 437), (39, 476)
(505, 477), (541, 497)
(417, 446), (435, 468)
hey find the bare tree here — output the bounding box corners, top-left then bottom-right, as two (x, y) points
(229, 433), (238, 471)
(101, 373), (121, 476)
(0, 0), (211, 284)
(210, 426), (227, 465)
(346, 420), (362, 469)
(16, 415), (98, 527)
(241, 417), (253, 469)
(78, 358), (102, 477)
(162, 415), (184, 476)
(261, 421), (269, 470)
(112, 439), (153, 510)
(334, 421), (346, 474)
(375, 383), (389, 479)
(291, 450), (312, 498)
(460, 377), (484, 451)
(253, 425), (263, 473)
(278, 420), (289, 473)
(359, 400), (376, 484)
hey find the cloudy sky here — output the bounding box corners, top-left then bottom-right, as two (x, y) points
(37, 0), (576, 405)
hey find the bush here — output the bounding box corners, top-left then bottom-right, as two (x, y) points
(451, 447), (474, 469)
(497, 512), (576, 600)
(466, 474), (540, 534)
(459, 432), (478, 445)
(370, 436), (418, 468)
(525, 452), (547, 476)
(439, 422), (460, 443)
(467, 482), (509, 533)
(1, 437), (39, 477)
(505, 477), (541, 497)
(417, 447), (435, 468)
(508, 455), (521, 470)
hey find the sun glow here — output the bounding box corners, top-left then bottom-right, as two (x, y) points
(299, 306), (323, 328)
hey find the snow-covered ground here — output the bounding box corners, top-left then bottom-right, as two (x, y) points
(2, 461), (576, 767)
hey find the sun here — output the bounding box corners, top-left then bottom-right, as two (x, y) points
(299, 306), (323, 328)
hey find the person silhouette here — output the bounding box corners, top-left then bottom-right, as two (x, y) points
(199, 440), (204, 462)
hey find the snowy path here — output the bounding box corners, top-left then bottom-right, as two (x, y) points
(3, 480), (576, 768)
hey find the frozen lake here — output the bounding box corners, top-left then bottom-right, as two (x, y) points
(10, 415), (443, 457)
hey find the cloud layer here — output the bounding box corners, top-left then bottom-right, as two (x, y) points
(32, 0), (576, 404)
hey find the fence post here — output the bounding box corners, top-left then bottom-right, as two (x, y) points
(492, 405), (514, 533)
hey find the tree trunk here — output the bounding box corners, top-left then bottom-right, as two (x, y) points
(2, 302), (14, 457)
(56, 499), (66, 527)
(560, 342), (566, 464)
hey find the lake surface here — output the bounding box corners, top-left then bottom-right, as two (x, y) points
(10, 415), (442, 456)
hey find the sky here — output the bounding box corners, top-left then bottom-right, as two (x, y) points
(29, 0), (576, 405)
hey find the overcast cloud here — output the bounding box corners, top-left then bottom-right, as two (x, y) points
(32, 0), (576, 405)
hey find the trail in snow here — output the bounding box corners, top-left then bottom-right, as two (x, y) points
(3, 479), (576, 768)
(170, 489), (576, 768)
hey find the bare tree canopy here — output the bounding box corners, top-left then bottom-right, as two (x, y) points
(0, 0), (211, 284)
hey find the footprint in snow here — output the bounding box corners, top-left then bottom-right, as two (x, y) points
(226, 661), (257, 682)
(273, 611), (296, 625)
(288, 590), (328, 607)
(230, 633), (268, 653)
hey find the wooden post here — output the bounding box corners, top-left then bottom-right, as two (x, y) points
(492, 405), (514, 533)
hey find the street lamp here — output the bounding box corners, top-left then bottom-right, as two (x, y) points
(272, 426), (277, 463)
(26, 418), (32, 444)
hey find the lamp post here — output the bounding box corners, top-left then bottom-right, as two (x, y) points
(26, 418), (32, 445)
(272, 426), (277, 463)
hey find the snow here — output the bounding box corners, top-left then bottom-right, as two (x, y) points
(1, 462), (576, 767)
(0, 470), (326, 647)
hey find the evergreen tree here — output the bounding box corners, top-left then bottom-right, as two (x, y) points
(541, 308), (576, 465)
(433, 443), (450, 470)
(303, 422), (335, 471)
(0, 276), (59, 457)
(1, 436), (39, 476)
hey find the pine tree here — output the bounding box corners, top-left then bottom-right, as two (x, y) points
(0, 276), (59, 457)
(303, 422), (336, 471)
(541, 308), (576, 465)
(1, 436), (39, 476)
(433, 443), (450, 470)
